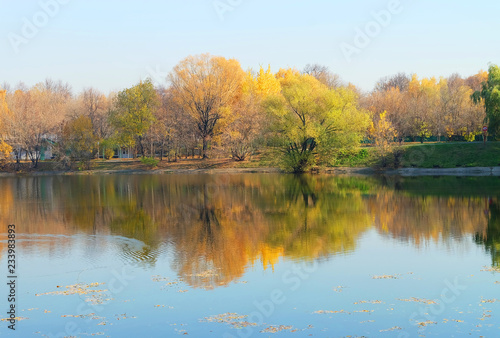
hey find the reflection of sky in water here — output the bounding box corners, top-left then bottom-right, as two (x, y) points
(0, 174), (499, 337)
(1, 230), (498, 337)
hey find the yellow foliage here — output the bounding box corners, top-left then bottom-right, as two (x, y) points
(275, 67), (300, 79)
(0, 140), (12, 160)
(0, 90), (10, 134)
(255, 65), (281, 97)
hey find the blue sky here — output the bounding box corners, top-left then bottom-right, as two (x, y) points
(1, 0), (499, 94)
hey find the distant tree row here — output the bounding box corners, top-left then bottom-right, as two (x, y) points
(364, 70), (492, 143)
(0, 55), (498, 172)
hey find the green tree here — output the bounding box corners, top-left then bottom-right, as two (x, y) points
(265, 72), (369, 173)
(473, 64), (500, 138)
(111, 79), (158, 157)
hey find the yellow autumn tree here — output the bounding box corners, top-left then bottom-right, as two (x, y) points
(254, 65), (281, 96)
(222, 66), (282, 161)
(0, 90), (13, 161)
(169, 54), (245, 158)
(370, 111), (397, 167)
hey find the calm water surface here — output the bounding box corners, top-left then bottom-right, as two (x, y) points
(0, 174), (499, 337)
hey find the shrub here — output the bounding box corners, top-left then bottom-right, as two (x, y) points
(140, 157), (159, 168)
(104, 148), (115, 160)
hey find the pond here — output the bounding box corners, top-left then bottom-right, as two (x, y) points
(0, 174), (499, 337)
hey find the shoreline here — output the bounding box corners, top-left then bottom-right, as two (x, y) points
(1, 166), (500, 177)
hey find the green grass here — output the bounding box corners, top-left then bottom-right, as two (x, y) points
(333, 142), (500, 169)
(333, 147), (378, 167)
(401, 142), (500, 168)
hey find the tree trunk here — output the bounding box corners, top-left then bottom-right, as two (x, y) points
(137, 136), (145, 157)
(202, 137), (208, 159)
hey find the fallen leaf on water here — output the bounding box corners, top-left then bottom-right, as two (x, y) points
(354, 300), (383, 305)
(372, 274), (400, 279)
(115, 313), (136, 320)
(478, 310), (492, 321)
(61, 313), (104, 321)
(480, 266), (500, 273)
(36, 283), (106, 297)
(313, 310), (349, 314)
(0, 317), (28, 322)
(398, 297), (437, 305)
(380, 326), (402, 332)
(480, 298), (499, 303)
(201, 313), (258, 329)
(260, 325), (295, 333)
(417, 320), (436, 327)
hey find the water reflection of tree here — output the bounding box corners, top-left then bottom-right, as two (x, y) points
(475, 198), (500, 266)
(262, 175), (371, 259)
(2, 174), (500, 288)
(367, 176), (490, 245)
(169, 177), (271, 289)
(164, 175), (372, 289)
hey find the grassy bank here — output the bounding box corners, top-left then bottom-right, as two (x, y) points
(1, 142), (499, 174)
(336, 142), (500, 169)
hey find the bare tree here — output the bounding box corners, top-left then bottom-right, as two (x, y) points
(375, 73), (411, 92)
(303, 64), (342, 89)
(4, 81), (71, 168)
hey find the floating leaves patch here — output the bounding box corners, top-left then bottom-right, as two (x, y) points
(480, 298), (499, 303)
(416, 320), (437, 327)
(0, 317), (28, 322)
(380, 326), (402, 332)
(397, 297), (437, 305)
(36, 283), (107, 297)
(260, 325), (297, 333)
(480, 266), (500, 273)
(313, 310), (349, 314)
(202, 313), (257, 329)
(354, 300), (383, 304)
(372, 274), (400, 279)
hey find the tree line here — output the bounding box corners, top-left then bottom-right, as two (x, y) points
(0, 54), (498, 172)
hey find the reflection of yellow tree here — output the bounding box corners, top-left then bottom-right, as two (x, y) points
(168, 177), (272, 289)
(368, 187), (488, 245)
